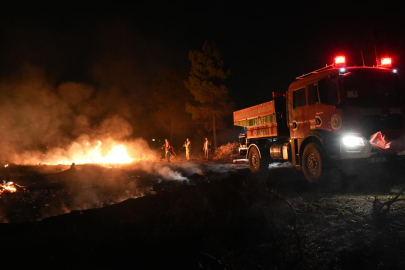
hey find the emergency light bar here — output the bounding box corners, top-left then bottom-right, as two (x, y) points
(296, 54), (395, 81)
(380, 57), (392, 68)
(334, 56), (346, 67)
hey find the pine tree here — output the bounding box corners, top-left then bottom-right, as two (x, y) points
(184, 41), (233, 149)
(151, 69), (192, 142)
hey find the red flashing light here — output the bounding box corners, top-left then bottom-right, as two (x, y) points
(334, 56), (346, 67)
(380, 57), (392, 67)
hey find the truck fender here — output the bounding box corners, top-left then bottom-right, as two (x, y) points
(300, 136), (322, 159)
(247, 144), (261, 159)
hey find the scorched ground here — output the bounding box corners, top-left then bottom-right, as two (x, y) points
(0, 156), (405, 269)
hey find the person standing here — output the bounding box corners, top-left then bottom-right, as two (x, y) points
(203, 137), (210, 160)
(161, 139), (171, 162)
(183, 138), (191, 161)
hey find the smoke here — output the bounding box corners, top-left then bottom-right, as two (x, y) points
(155, 165), (188, 181)
(175, 162), (204, 175)
(0, 64), (156, 164)
(129, 161), (202, 181)
(0, 62), (198, 219)
(23, 161), (199, 222)
(0, 61), (198, 222)
(269, 162), (293, 169)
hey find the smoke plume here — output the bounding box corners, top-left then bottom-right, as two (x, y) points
(0, 64), (154, 165)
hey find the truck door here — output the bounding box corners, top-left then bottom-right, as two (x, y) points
(308, 83), (321, 129)
(288, 87), (308, 166)
(307, 77), (341, 134)
(290, 87), (308, 139)
(317, 76), (341, 132)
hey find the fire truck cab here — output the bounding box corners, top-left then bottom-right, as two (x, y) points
(234, 56), (405, 182)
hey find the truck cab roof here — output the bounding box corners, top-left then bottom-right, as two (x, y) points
(289, 66), (396, 91)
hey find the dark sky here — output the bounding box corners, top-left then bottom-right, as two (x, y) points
(1, 3), (405, 110)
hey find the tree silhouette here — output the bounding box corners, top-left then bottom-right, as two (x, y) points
(184, 41), (234, 149)
(151, 69), (192, 142)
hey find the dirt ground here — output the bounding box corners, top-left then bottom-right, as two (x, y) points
(1, 156), (405, 269)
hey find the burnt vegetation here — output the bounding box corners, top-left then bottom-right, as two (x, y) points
(1, 161), (405, 269)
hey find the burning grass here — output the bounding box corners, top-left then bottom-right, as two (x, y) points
(0, 181), (17, 195)
(11, 138), (158, 166)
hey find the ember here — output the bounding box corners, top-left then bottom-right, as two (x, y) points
(0, 181), (17, 194)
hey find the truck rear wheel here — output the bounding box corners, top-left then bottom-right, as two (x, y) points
(248, 147), (269, 174)
(302, 142), (324, 183)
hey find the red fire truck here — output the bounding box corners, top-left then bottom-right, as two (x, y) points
(234, 56), (405, 182)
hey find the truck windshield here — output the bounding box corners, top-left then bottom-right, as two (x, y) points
(338, 69), (404, 107)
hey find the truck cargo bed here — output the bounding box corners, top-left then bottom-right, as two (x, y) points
(234, 101), (281, 138)
(233, 101), (275, 124)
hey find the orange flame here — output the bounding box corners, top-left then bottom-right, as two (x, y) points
(51, 140), (134, 165)
(13, 138), (157, 166)
(0, 182), (17, 194)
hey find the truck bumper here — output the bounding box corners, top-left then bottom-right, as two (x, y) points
(331, 140), (405, 173)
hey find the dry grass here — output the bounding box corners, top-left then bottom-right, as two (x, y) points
(212, 142), (240, 162)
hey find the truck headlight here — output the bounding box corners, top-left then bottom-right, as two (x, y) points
(342, 135), (365, 147)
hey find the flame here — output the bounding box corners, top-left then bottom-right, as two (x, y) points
(98, 144), (133, 164)
(0, 181), (17, 194)
(51, 140), (134, 165)
(12, 138), (157, 166)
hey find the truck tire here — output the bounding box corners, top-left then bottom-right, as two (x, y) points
(302, 142), (324, 183)
(248, 147), (269, 174)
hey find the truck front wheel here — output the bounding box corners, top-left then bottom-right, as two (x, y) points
(248, 147), (268, 174)
(302, 142), (324, 183)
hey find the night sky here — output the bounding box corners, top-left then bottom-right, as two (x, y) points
(0, 2), (405, 108)
(0, 3), (405, 155)
(1, 4), (404, 107)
